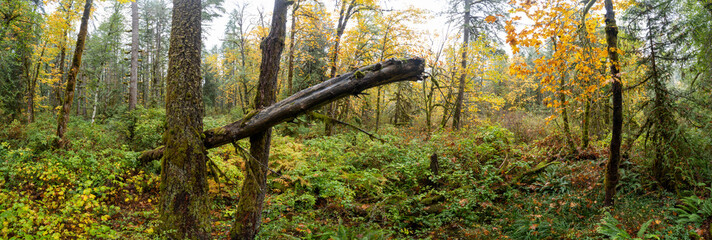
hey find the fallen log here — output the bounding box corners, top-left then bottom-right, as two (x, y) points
(138, 57), (425, 163)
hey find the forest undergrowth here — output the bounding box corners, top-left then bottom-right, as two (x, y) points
(1, 109), (710, 239)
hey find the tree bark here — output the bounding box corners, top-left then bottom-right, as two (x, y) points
(603, 0), (623, 207)
(560, 72), (575, 152)
(52, 0), (75, 108)
(325, 0), (358, 136)
(581, 96), (591, 148)
(647, 34), (673, 190)
(129, 0), (139, 111)
(138, 57), (425, 163)
(55, 0), (92, 149)
(91, 91), (97, 124)
(452, 0), (470, 130)
(286, 1), (300, 95)
(158, 0), (210, 238)
(26, 42), (46, 124)
(440, 67), (456, 128)
(552, 36), (576, 153)
(54, 37), (66, 107)
(229, 0), (291, 239)
(375, 86), (382, 131)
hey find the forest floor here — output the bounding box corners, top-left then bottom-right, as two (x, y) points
(0, 111), (709, 239)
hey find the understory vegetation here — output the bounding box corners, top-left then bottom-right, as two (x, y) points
(2, 0), (711, 238)
(2, 109), (710, 239)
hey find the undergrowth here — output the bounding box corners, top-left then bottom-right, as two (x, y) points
(0, 113), (710, 239)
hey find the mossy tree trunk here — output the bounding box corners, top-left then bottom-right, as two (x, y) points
(229, 0), (292, 239)
(158, 0), (210, 238)
(603, 0), (623, 207)
(55, 0), (92, 149)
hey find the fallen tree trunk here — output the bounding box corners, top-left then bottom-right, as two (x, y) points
(138, 57), (425, 163)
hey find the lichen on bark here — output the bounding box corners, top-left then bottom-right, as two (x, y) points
(158, 0), (210, 238)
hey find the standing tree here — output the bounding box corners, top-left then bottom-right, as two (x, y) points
(55, 0), (92, 149)
(129, 0), (139, 110)
(229, 0), (292, 239)
(18, 2), (44, 124)
(506, 0), (609, 153)
(285, 0), (301, 95)
(448, 0), (505, 129)
(603, 0), (623, 207)
(452, 0), (470, 130)
(325, 0), (375, 135)
(158, 0), (210, 238)
(0, 0), (41, 122)
(222, 3), (256, 114)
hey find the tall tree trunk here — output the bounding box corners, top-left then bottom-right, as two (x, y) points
(325, 34), (343, 136)
(91, 91), (98, 124)
(54, 37), (67, 107)
(158, 0), (210, 238)
(579, 6), (594, 149)
(603, 0), (623, 207)
(286, 1), (299, 95)
(153, 21), (163, 107)
(129, 0), (139, 110)
(647, 35), (673, 190)
(325, 0), (357, 136)
(393, 84), (402, 124)
(229, 0), (291, 239)
(76, 78), (82, 115)
(55, 0), (92, 149)
(26, 42), (47, 124)
(560, 73), (575, 151)
(151, 28), (159, 107)
(440, 67), (456, 128)
(53, 0), (74, 108)
(452, 0), (470, 130)
(375, 86), (381, 131)
(581, 96), (591, 148)
(553, 37), (575, 152)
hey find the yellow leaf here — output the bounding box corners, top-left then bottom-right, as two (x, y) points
(485, 15), (497, 23)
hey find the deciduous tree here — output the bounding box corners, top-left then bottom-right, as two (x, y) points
(55, 0), (92, 149)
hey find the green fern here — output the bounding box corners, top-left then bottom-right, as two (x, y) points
(672, 188), (712, 225)
(327, 221), (389, 240)
(596, 211), (660, 240)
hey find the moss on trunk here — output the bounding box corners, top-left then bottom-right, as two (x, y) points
(229, 0), (292, 239)
(55, 0), (92, 149)
(603, 0), (623, 207)
(158, 0), (210, 238)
